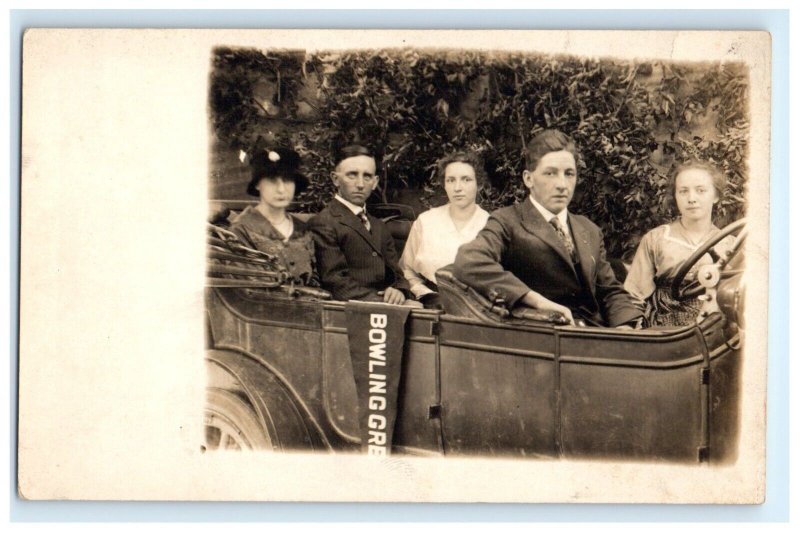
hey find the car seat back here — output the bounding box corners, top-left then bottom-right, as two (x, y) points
(435, 265), (568, 325)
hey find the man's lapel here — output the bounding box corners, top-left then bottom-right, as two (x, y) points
(330, 200), (382, 254)
(366, 213), (385, 251)
(518, 201), (576, 274)
(568, 214), (596, 294)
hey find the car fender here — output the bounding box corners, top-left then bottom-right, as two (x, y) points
(206, 348), (329, 452)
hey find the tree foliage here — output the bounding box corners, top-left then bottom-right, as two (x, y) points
(209, 47), (748, 258)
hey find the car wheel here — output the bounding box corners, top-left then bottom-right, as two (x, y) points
(204, 387), (273, 451)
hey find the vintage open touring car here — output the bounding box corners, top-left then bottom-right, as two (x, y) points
(204, 200), (746, 463)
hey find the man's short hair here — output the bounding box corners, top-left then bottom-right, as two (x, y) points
(334, 144), (377, 167)
(524, 129), (581, 171)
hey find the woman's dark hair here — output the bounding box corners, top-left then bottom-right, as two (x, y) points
(524, 129), (581, 171)
(435, 151), (487, 188)
(670, 160), (727, 205)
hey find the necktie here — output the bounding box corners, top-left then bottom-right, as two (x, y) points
(550, 216), (576, 263)
(357, 209), (371, 232)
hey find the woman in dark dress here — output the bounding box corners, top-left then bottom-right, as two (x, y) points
(229, 147), (318, 286)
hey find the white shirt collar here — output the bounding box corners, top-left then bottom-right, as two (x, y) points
(334, 194), (367, 216)
(529, 195), (569, 229)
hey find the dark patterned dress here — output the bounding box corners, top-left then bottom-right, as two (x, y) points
(229, 206), (319, 287)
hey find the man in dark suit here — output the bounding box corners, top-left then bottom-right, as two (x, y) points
(309, 145), (411, 304)
(453, 130), (643, 328)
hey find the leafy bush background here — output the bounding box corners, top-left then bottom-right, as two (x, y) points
(209, 47), (748, 259)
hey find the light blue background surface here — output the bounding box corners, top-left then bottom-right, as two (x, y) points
(9, 9), (789, 522)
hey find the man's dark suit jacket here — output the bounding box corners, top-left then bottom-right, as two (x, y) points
(453, 199), (642, 327)
(308, 199), (409, 302)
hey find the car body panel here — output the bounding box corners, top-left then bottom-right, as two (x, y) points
(206, 286), (741, 462)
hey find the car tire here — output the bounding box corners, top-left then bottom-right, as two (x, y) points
(204, 387), (274, 451)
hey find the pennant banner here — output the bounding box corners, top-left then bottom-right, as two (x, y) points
(344, 301), (411, 456)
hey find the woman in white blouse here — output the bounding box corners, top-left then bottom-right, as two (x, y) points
(400, 151), (490, 308)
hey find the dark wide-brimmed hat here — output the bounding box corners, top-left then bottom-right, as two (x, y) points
(247, 147), (309, 197)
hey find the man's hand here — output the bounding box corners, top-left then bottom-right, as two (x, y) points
(382, 287), (406, 305)
(521, 291), (575, 325)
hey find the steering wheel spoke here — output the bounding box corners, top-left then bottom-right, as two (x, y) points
(670, 219), (747, 302)
(678, 280), (705, 299)
(719, 269), (744, 279)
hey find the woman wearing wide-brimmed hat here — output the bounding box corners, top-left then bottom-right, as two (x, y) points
(229, 147), (318, 286)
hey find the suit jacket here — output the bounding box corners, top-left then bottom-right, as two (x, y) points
(453, 200), (643, 327)
(309, 199), (410, 302)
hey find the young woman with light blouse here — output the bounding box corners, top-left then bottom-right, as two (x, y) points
(624, 161), (736, 326)
(399, 151), (490, 309)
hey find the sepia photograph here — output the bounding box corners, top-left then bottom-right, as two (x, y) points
(205, 42), (750, 463)
(17, 28), (771, 503)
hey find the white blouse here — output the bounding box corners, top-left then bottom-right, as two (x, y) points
(399, 204), (490, 298)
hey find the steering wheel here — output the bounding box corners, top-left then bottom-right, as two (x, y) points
(670, 218), (747, 301)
